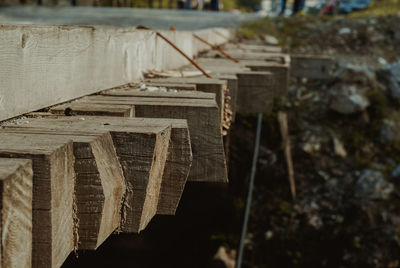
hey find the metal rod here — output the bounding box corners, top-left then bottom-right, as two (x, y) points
(193, 34), (240, 63)
(136, 25), (212, 78)
(236, 112), (263, 268)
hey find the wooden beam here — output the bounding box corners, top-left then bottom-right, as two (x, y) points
(0, 129), (126, 250)
(137, 82), (197, 91)
(196, 57), (290, 97)
(201, 50), (288, 64)
(290, 55), (335, 79)
(50, 103), (134, 117)
(0, 133), (75, 268)
(222, 44), (282, 53)
(49, 105), (193, 215)
(0, 158), (32, 268)
(194, 58), (290, 113)
(101, 87), (216, 100)
(80, 96), (228, 183)
(3, 116), (190, 229)
(147, 77), (227, 123)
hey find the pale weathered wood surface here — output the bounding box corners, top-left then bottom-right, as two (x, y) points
(0, 158), (32, 268)
(0, 129), (126, 250)
(0, 25), (230, 122)
(2, 116), (185, 232)
(50, 103), (134, 117)
(101, 87), (216, 100)
(0, 133), (75, 268)
(179, 64), (240, 122)
(143, 82), (197, 91)
(196, 57), (290, 100)
(79, 95), (227, 183)
(201, 50), (288, 63)
(147, 77), (227, 122)
(222, 43), (282, 53)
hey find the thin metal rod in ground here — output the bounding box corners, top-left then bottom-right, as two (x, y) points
(236, 112), (263, 268)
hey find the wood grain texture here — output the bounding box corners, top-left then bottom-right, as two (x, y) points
(0, 158), (32, 268)
(0, 25), (224, 122)
(197, 57), (289, 99)
(147, 77), (227, 123)
(20, 112), (192, 215)
(236, 71), (277, 114)
(2, 116), (175, 233)
(0, 129), (126, 249)
(196, 57), (290, 104)
(0, 133), (75, 268)
(50, 103), (134, 118)
(222, 44), (282, 53)
(81, 95), (227, 183)
(102, 87), (215, 100)
(144, 82), (197, 91)
(201, 50), (288, 64)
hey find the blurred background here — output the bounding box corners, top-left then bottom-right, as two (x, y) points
(1, 0), (399, 267)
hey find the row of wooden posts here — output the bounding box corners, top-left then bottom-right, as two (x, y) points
(0, 42), (293, 268)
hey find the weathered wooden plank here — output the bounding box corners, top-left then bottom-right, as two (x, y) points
(291, 54), (335, 79)
(0, 25), (215, 122)
(222, 44), (282, 53)
(50, 103), (134, 117)
(201, 50), (288, 64)
(47, 108), (193, 215)
(236, 71), (276, 113)
(0, 134), (75, 268)
(0, 129), (125, 250)
(80, 96), (227, 183)
(0, 158), (32, 268)
(3, 116), (189, 228)
(196, 57), (290, 97)
(195, 58), (289, 113)
(147, 77), (227, 123)
(101, 86), (215, 100)
(3, 118), (171, 234)
(139, 82), (197, 91)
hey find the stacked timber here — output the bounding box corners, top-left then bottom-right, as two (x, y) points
(0, 30), (290, 268)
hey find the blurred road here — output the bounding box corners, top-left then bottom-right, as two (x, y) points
(0, 6), (261, 29)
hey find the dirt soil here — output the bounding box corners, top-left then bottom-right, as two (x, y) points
(224, 12), (400, 268)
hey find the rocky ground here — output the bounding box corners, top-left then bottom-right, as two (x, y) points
(220, 12), (400, 268)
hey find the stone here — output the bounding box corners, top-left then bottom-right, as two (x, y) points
(377, 60), (400, 102)
(333, 136), (347, 158)
(391, 165), (400, 179)
(212, 246), (236, 268)
(380, 119), (400, 145)
(339, 27), (352, 35)
(334, 61), (376, 84)
(355, 170), (394, 200)
(329, 85), (369, 114)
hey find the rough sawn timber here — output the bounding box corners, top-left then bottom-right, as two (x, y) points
(50, 103), (134, 118)
(49, 106), (193, 215)
(0, 158), (32, 268)
(79, 95), (227, 183)
(147, 77), (227, 124)
(0, 133), (75, 268)
(4, 116), (190, 225)
(0, 129), (125, 250)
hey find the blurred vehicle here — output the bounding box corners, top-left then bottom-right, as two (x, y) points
(311, 0), (371, 14)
